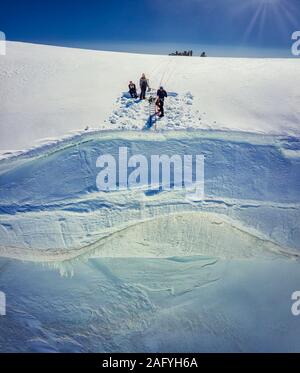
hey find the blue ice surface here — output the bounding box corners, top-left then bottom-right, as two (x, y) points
(144, 113), (157, 129)
(0, 256), (300, 352)
(144, 189), (163, 197)
(1, 131), (300, 214)
(122, 92), (137, 99)
(167, 92), (178, 97)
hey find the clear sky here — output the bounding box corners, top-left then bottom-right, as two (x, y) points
(0, 0), (299, 57)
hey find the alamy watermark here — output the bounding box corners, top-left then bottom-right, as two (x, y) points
(96, 147), (205, 201)
(0, 291), (6, 316)
(291, 291), (300, 316)
(291, 31), (300, 56)
(0, 31), (6, 56)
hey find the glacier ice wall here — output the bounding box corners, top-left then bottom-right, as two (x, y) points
(0, 130), (299, 260)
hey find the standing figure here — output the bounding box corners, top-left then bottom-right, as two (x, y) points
(156, 86), (167, 117)
(140, 73), (149, 100)
(128, 81), (138, 98)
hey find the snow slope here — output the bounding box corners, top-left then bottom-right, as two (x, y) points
(0, 41), (300, 151)
(0, 42), (300, 353)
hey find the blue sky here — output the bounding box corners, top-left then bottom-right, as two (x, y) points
(0, 0), (299, 56)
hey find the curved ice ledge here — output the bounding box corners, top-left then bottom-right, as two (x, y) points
(0, 130), (299, 261)
(0, 211), (299, 263)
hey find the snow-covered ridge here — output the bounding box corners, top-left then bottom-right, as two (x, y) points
(0, 41), (300, 152)
(1, 211), (297, 263)
(0, 130), (299, 261)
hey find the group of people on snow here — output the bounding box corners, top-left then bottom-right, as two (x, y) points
(128, 73), (150, 100)
(128, 73), (168, 119)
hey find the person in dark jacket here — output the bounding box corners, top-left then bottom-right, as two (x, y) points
(156, 86), (167, 117)
(157, 86), (168, 101)
(128, 81), (138, 98)
(140, 73), (149, 100)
